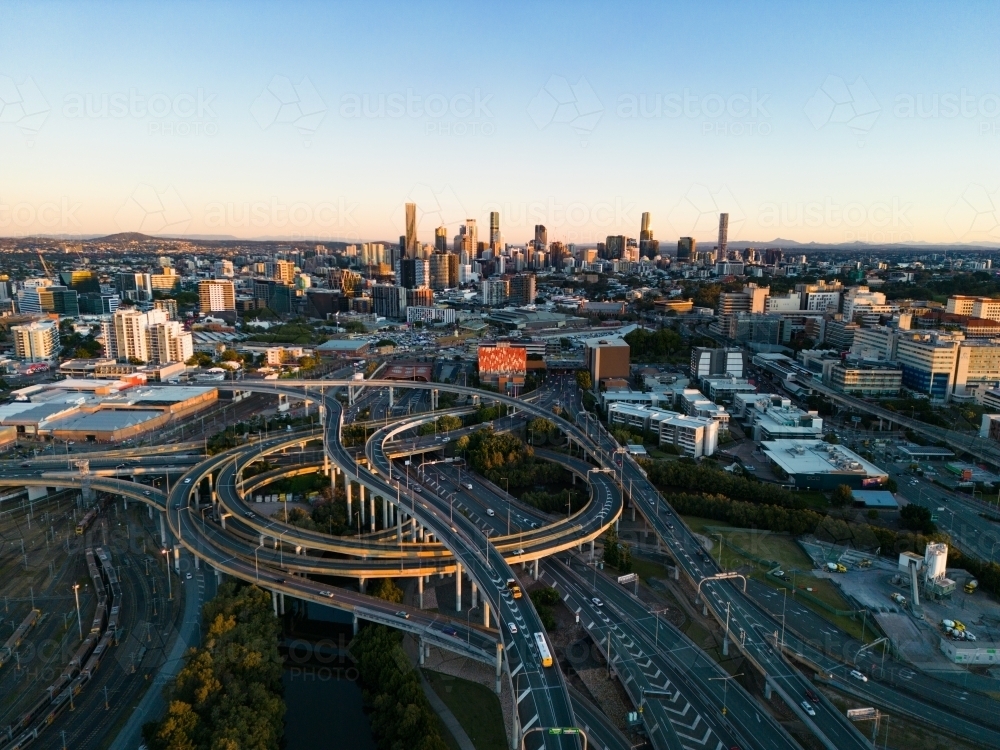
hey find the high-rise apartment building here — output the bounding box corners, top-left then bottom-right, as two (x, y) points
(148, 320), (194, 364)
(509, 273), (536, 306)
(104, 308), (167, 363)
(400, 259), (430, 290)
(717, 213), (729, 257)
(489, 211), (501, 250)
(405, 202), (418, 257)
(429, 253), (458, 290)
(271, 260), (296, 284)
(154, 299), (179, 320)
(213, 260), (234, 278)
(677, 237), (696, 261)
(534, 225), (547, 248)
(12, 319), (60, 361)
(116, 272), (153, 302)
(481, 279), (509, 306)
(372, 284), (407, 319)
(198, 280), (236, 313)
(586, 337), (630, 384)
(604, 235), (626, 259)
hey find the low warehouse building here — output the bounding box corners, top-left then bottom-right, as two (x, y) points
(762, 439), (889, 490)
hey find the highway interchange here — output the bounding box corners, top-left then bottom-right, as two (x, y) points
(2, 373), (1000, 748)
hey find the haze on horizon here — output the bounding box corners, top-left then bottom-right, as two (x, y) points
(1, 0), (999, 247)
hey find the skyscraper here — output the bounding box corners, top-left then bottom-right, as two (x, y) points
(718, 213), (729, 258)
(489, 211), (500, 250)
(604, 235), (626, 259)
(534, 225), (547, 248)
(405, 202), (418, 257)
(640, 212), (652, 240)
(509, 273), (536, 306)
(677, 237), (696, 261)
(639, 212), (658, 257)
(465, 218), (478, 256)
(434, 226), (448, 252)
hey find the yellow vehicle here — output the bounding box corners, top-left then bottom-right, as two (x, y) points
(534, 632), (553, 667)
(965, 579), (979, 594)
(506, 579), (522, 599)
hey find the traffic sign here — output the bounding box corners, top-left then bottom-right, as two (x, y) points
(617, 573), (638, 584)
(847, 707), (877, 721)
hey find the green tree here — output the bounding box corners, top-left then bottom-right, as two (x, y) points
(831, 484), (854, 508)
(371, 578), (404, 604)
(900, 504), (936, 534)
(575, 369), (592, 390)
(602, 526), (621, 568)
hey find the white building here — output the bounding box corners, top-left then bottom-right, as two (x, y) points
(148, 321), (194, 364)
(102, 308), (168, 364)
(12, 319), (60, 361)
(607, 403), (718, 457)
(406, 306), (457, 325)
(213, 260), (235, 278)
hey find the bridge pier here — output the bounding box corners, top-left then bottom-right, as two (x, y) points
(417, 576), (424, 608)
(484, 601), (490, 628)
(764, 679), (773, 700)
(455, 563), (462, 612)
(148, 505), (152, 519)
(272, 590), (278, 617)
(471, 582), (478, 609)
(590, 539), (595, 561)
(344, 474), (352, 522)
(397, 505), (402, 542)
(388, 386), (394, 407)
(418, 637), (425, 665)
(358, 577), (366, 595)
(382, 496), (388, 529)
(533, 559), (541, 581)
(369, 493), (375, 533)
(352, 613), (358, 635)
(159, 512), (166, 545)
(495, 643), (502, 694)
(279, 592), (285, 616)
(359, 485), (366, 527)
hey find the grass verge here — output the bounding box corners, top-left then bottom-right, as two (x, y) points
(424, 670), (507, 750)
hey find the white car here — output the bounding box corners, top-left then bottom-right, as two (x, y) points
(849, 669), (868, 682)
(591, 597), (604, 608)
(508, 622), (518, 635)
(413, 486), (422, 493)
(486, 509), (495, 517)
(183, 478), (192, 484)
(800, 700), (816, 716)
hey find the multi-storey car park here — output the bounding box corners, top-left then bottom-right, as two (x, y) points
(2, 377), (1000, 748)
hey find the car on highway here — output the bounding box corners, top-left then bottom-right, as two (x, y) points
(183, 478), (192, 484)
(486, 509), (495, 517)
(849, 669), (868, 682)
(442, 627), (458, 637)
(743, 464), (755, 471)
(805, 689), (820, 702)
(591, 597), (604, 608)
(465, 483), (473, 490)
(319, 590), (334, 598)
(143, 490), (151, 496)
(395, 611), (410, 619)
(413, 486), (422, 493)
(800, 700), (816, 716)
(20, 462), (30, 468)
(507, 622), (518, 635)
(186, 572), (193, 580)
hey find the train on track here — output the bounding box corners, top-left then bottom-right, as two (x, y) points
(0, 546), (121, 750)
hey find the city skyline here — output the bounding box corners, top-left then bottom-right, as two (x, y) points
(1, 2), (999, 244)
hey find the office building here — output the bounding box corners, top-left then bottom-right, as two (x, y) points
(717, 213), (729, 257)
(406, 306), (456, 325)
(400, 258), (430, 290)
(607, 403), (717, 457)
(429, 253), (458, 290)
(198, 280), (236, 313)
(717, 283), (769, 315)
(604, 235), (626, 260)
(372, 284), (407, 319)
(796, 281), (842, 312)
(764, 291), (801, 313)
(677, 237), (696, 261)
(743, 395), (824, 441)
(825, 318), (859, 351)
(213, 260), (234, 278)
(509, 273), (536, 306)
(115, 272), (153, 302)
(406, 288), (433, 308)
(690, 347), (744, 380)
(829, 361), (902, 396)
(12, 319), (61, 361)
(481, 279), (510, 306)
(534, 225), (547, 248)
(894, 331), (962, 400)
(842, 286), (894, 322)
(150, 267), (179, 292)
(154, 299), (179, 320)
(148, 321), (194, 364)
(435, 226), (448, 253)
(59, 270), (100, 294)
(80, 293), (120, 315)
(586, 337), (630, 384)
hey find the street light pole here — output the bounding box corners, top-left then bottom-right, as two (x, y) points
(162, 549), (172, 601)
(72, 584), (82, 640)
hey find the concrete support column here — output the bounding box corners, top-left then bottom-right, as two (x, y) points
(495, 642), (503, 695)
(148, 505), (153, 519)
(159, 512), (166, 545)
(369, 493), (376, 533)
(419, 637), (425, 665)
(352, 613), (358, 635)
(194, 556), (200, 570)
(631, 505), (635, 522)
(764, 679), (773, 700)
(484, 601), (491, 628)
(344, 474), (353, 521)
(418, 576), (424, 609)
(359, 577), (366, 595)
(471, 582), (478, 610)
(388, 386), (394, 407)
(382, 497), (388, 529)
(359, 485), (367, 527)
(272, 590), (278, 617)
(702, 602), (708, 617)
(590, 539), (595, 561)
(279, 592), (285, 616)
(533, 559), (541, 581)
(455, 563), (462, 612)
(123, 497), (127, 511)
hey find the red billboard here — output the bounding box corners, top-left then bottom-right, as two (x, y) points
(479, 343), (527, 375)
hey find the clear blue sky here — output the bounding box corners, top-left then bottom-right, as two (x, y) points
(1, 0), (999, 245)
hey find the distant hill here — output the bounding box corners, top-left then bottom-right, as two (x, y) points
(92, 232), (161, 242)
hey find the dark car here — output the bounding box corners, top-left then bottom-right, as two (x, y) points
(805, 689), (820, 703)
(442, 627), (459, 637)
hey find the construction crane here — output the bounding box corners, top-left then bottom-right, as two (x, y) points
(37, 251), (51, 277)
